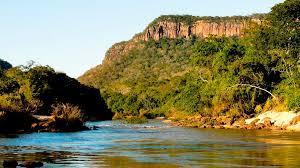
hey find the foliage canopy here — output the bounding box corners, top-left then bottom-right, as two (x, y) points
(80, 0), (300, 118)
(0, 63), (112, 120)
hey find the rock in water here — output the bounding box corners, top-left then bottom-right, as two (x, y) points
(19, 161), (43, 168)
(3, 160), (18, 168)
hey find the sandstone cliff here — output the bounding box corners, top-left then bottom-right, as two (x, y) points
(103, 15), (263, 64)
(137, 19), (247, 41)
(134, 15), (263, 41)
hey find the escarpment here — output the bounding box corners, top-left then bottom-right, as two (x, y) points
(137, 19), (247, 41)
(134, 15), (263, 41)
(101, 15), (263, 64)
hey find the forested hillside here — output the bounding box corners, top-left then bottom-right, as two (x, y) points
(0, 61), (112, 132)
(79, 0), (299, 120)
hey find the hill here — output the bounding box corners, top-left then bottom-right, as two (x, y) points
(79, 0), (300, 123)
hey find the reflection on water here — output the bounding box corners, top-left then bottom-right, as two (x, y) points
(1, 120), (300, 167)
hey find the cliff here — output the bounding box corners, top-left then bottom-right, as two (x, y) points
(136, 17), (240, 41)
(101, 15), (263, 64)
(133, 15), (263, 41)
(104, 41), (141, 64)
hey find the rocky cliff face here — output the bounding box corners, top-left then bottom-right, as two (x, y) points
(103, 40), (142, 64)
(137, 20), (247, 41)
(133, 15), (263, 41)
(103, 15), (263, 64)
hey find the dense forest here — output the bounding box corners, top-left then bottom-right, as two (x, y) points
(79, 0), (300, 121)
(0, 62), (112, 132)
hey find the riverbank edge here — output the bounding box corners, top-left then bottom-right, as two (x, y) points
(159, 111), (300, 132)
(0, 115), (90, 134)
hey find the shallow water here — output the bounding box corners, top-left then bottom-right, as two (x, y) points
(1, 120), (300, 167)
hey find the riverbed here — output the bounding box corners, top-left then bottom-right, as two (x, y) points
(1, 120), (300, 167)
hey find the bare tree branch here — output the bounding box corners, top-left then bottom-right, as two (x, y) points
(232, 84), (276, 98)
(199, 75), (208, 83)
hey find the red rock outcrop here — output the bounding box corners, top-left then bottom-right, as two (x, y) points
(137, 20), (247, 41)
(103, 15), (263, 64)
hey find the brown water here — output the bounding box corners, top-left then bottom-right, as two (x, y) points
(1, 120), (300, 167)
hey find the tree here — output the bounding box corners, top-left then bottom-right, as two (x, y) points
(0, 59), (12, 72)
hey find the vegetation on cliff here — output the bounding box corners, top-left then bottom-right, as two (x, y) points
(147, 14), (265, 27)
(80, 0), (300, 122)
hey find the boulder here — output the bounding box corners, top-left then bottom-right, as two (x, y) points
(3, 160), (18, 168)
(205, 125), (212, 129)
(214, 125), (225, 129)
(19, 161), (43, 168)
(92, 126), (100, 130)
(290, 115), (300, 125)
(257, 123), (265, 129)
(245, 124), (255, 130)
(250, 118), (260, 126)
(234, 119), (246, 127)
(215, 116), (232, 126)
(31, 123), (38, 130)
(263, 117), (273, 128)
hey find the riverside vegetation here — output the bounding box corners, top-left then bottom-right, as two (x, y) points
(1, 1), (299, 167)
(79, 0), (300, 128)
(0, 61), (112, 133)
(0, 0), (299, 132)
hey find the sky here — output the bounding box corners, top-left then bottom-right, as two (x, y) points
(0, 0), (284, 78)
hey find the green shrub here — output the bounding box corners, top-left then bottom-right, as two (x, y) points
(289, 95), (300, 111)
(142, 109), (165, 119)
(125, 116), (148, 124)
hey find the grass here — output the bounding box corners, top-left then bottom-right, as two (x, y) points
(50, 103), (86, 131)
(124, 116), (148, 124)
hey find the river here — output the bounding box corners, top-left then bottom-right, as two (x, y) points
(1, 120), (300, 167)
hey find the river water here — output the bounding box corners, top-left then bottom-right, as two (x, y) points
(1, 120), (300, 168)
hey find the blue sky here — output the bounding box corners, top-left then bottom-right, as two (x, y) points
(0, 0), (284, 77)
